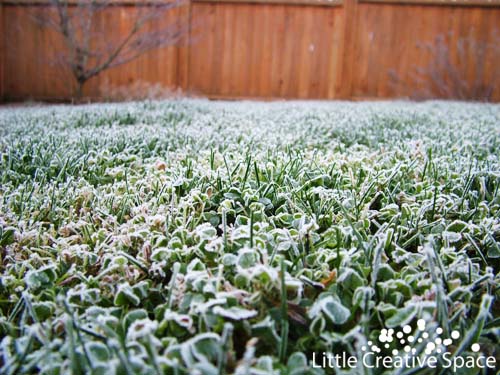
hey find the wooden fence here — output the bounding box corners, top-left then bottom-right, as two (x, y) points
(1, 0), (499, 101)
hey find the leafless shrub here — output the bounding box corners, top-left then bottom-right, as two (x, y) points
(389, 31), (499, 101)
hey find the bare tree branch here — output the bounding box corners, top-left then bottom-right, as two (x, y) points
(29, 0), (188, 99)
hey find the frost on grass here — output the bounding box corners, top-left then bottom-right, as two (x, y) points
(0, 100), (499, 374)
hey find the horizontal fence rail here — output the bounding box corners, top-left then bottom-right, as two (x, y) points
(1, 0), (499, 101)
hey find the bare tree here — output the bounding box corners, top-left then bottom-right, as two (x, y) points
(31, 0), (188, 99)
(389, 31), (500, 101)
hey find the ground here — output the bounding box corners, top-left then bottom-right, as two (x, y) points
(0, 100), (499, 374)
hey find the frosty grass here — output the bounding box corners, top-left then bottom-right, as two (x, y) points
(0, 100), (499, 374)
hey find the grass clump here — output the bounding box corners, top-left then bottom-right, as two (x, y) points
(0, 100), (499, 374)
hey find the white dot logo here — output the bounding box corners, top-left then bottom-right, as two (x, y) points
(359, 319), (482, 363)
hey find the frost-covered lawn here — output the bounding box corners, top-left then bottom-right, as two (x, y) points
(0, 100), (499, 374)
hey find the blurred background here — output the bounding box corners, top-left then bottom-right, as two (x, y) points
(0, 0), (499, 102)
